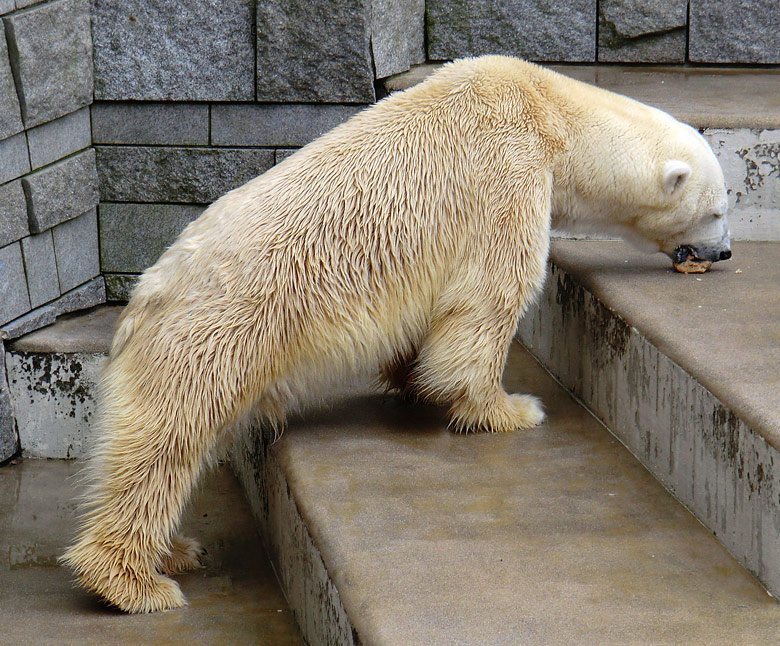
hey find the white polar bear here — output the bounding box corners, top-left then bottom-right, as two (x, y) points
(62, 56), (730, 613)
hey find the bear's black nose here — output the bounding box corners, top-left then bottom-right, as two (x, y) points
(719, 250), (732, 261)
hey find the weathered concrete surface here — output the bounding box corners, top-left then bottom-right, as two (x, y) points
(5, 305), (120, 457)
(0, 460), (302, 646)
(517, 240), (780, 600)
(704, 129), (780, 241)
(233, 343), (780, 645)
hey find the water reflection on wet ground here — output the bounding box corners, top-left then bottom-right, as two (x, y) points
(0, 459), (302, 646)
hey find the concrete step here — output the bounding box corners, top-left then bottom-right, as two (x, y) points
(386, 64), (780, 241)
(3, 237), (780, 643)
(231, 341), (780, 645)
(5, 305), (122, 458)
(0, 459), (303, 646)
(517, 240), (780, 601)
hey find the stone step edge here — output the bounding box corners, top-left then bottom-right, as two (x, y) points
(516, 260), (780, 599)
(230, 430), (356, 646)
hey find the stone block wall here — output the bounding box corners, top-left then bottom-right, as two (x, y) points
(1, 0), (779, 461)
(90, 0), (415, 300)
(0, 0), (105, 460)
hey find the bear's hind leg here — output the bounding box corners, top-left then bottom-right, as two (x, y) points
(413, 303), (544, 433)
(159, 535), (206, 575)
(61, 352), (239, 612)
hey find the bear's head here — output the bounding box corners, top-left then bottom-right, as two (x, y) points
(634, 124), (731, 264)
(551, 106), (731, 266)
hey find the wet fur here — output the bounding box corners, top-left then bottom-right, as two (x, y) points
(61, 56), (726, 612)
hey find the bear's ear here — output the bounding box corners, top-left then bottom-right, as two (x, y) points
(662, 160), (692, 194)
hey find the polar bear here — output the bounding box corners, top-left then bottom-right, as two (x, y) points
(62, 56), (730, 612)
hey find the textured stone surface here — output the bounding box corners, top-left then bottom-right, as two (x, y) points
(52, 209), (99, 293)
(0, 242), (30, 325)
(0, 276), (105, 341)
(21, 230), (59, 308)
(92, 0), (254, 100)
(0, 131), (30, 184)
(22, 149), (99, 233)
(257, 0), (374, 102)
(26, 107), (91, 170)
(3, 0), (92, 128)
(211, 104), (363, 147)
(371, 0), (425, 78)
(704, 128), (780, 240)
(519, 240), (780, 598)
(275, 149), (298, 165)
(91, 102), (209, 145)
(0, 0), (14, 14)
(0, 180), (29, 247)
(96, 147), (274, 204)
(0, 27), (23, 140)
(104, 273), (139, 301)
(427, 0), (596, 62)
(599, 0), (687, 62)
(690, 0), (780, 63)
(0, 341), (19, 463)
(233, 341), (780, 646)
(99, 203), (204, 273)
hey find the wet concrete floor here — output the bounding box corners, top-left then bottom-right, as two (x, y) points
(0, 460), (302, 646)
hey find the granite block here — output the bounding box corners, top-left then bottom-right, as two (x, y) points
(0, 242), (30, 325)
(91, 102), (209, 145)
(0, 180), (29, 247)
(104, 273), (139, 302)
(0, 276), (105, 340)
(0, 27), (23, 140)
(275, 149), (298, 164)
(95, 146), (274, 204)
(26, 107), (91, 170)
(371, 0), (425, 78)
(0, 131), (30, 184)
(690, 0), (780, 63)
(0, 0), (14, 15)
(211, 104), (362, 147)
(22, 149), (99, 233)
(21, 229), (59, 308)
(3, 0), (93, 128)
(52, 208), (99, 293)
(0, 341), (19, 463)
(599, 0), (687, 62)
(92, 0), (254, 100)
(427, 0), (597, 62)
(99, 203), (204, 273)
(257, 0), (375, 102)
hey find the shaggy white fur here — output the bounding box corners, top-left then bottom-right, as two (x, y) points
(61, 56), (728, 613)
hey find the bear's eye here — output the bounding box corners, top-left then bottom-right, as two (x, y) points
(712, 212), (724, 219)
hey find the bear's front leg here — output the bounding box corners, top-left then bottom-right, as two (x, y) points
(412, 299), (545, 433)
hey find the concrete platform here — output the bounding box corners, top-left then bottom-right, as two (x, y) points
(232, 342), (780, 645)
(6, 306), (123, 458)
(518, 240), (780, 602)
(0, 460), (302, 646)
